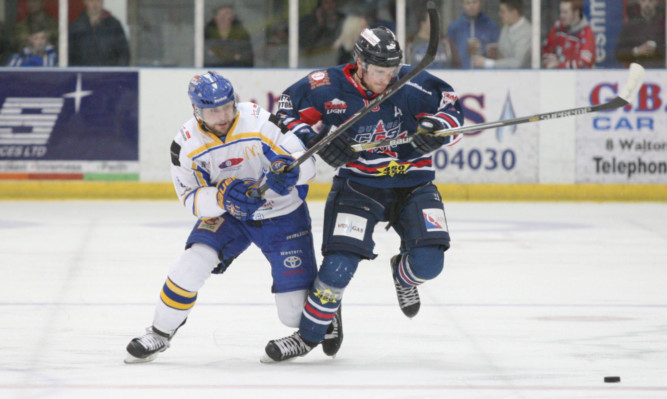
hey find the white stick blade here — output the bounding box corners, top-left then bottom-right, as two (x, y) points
(618, 63), (645, 103)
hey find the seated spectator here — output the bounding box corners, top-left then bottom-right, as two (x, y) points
(299, 0), (345, 67)
(447, 0), (500, 69)
(205, 4), (254, 67)
(615, 0), (665, 68)
(332, 14), (367, 65)
(69, 0), (130, 66)
(472, 0), (531, 69)
(7, 22), (57, 67)
(12, 0), (58, 53)
(408, 9), (459, 68)
(0, 19), (10, 65)
(542, 0), (595, 68)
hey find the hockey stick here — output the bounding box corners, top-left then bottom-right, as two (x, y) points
(255, 1), (441, 196)
(350, 63), (646, 152)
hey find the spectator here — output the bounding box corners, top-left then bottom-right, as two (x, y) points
(7, 22), (57, 67)
(299, 0), (345, 67)
(408, 9), (459, 68)
(472, 0), (531, 69)
(332, 14), (367, 65)
(615, 0), (665, 68)
(542, 0), (595, 68)
(0, 19), (10, 65)
(363, 1), (397, 33)
(12, 0), (58, 53)
(204, 4), (254, 67)
(69, 0), (130, 66)
(447, 0), (500, 69)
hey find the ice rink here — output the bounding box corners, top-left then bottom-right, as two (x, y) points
(1, 199), (666, 399)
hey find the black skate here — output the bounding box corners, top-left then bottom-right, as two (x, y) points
(262, 332), (314, 363)
(322, 306), (343, 357)
(391, 254), (421, 318)
(125, 326), (171, 364)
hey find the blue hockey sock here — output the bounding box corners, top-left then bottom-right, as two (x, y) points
(299, 252), (360, 343)
(395, 246), (444, 287)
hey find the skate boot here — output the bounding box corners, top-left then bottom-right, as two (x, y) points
(262, 332), (315, 362)
(125, 326), (171, 364)
(322, 306), (343, 357)
(391, 254), (421, 318)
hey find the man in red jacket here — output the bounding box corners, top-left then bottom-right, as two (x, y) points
(542, 0), (595, 68)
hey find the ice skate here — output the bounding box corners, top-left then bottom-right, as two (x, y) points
(391, 255), (421, 318)
(322, 306), (343, 357)
(262, 332), (314, 363)
(125, 326), (171, 364)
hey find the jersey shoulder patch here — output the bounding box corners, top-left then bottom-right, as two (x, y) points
(308, 70), (331, 90)
(170, 140), (181, 166)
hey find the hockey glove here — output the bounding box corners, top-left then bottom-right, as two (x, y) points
(216, 177), (266, 221)
(266, 155), (300, 195)
(411, 115), (453, 155)
(309, 127), (360, 168)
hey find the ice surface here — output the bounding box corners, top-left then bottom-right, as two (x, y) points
(1, 200), (666, 398)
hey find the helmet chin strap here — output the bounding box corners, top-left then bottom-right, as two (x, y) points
(355, 62), (374, 94)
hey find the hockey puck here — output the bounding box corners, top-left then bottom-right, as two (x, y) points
(604, 376), (621, 383)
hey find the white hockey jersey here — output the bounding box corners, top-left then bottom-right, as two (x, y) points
(170, 102), (316, 220)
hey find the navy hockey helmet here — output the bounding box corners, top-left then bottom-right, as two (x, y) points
(353, 27), (402, 67)
(188, 71), (235, 109)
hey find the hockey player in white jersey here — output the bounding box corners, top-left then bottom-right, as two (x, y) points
(125, 71), (328, 363)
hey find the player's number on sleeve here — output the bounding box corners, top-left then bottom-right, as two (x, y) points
(433, 148), (516, 171)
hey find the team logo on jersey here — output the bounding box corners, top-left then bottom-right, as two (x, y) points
(218, 158), (243, 170)
(324, 98), (347, 114)
(422, 209), (448, 232)
(439, 91), (459, 109)
(376, 160), (411, 177)
(308, 71), (331, 89)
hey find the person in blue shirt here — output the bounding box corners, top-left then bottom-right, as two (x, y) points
(7, 23), (57, 67)
(446, 0), (500, 69)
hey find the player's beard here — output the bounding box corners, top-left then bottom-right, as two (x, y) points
(206, 120), (232, 137)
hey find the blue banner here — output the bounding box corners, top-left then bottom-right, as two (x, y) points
(0, 71), (138, 161)
(587, 0), (625, 68)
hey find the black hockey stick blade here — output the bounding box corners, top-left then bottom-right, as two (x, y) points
(351, 63), (646, 152)
(255, 2), (440, 196)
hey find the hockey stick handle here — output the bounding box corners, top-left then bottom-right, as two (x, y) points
(351, 63), (646, 152)
(255, 1), (440, 196)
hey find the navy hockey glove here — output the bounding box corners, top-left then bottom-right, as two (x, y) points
(216, 177), (266, 221)
(266, 155), (299, 195)
(309, 127), (360, 168)
(411, 115), (453, 155)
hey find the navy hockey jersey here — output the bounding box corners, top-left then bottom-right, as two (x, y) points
(277, 64), (463, 188)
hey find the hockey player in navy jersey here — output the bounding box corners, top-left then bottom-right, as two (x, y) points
(125, 71), (324, 363)
(263, 27), (464, 361)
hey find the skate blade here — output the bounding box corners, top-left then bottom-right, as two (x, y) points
(259, 354), (298, 364)
(124, 352), (159, 364)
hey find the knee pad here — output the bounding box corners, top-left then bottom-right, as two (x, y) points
(168, 243), (220, 292)
(274, 289), (308, 328)
(318, 251), (362, 288)
(404, 246), (445, 283)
